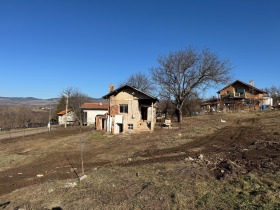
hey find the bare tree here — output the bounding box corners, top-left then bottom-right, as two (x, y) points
(119, 72), (155, 95)
(151, 47), (232, 122)
(0, 105), (50, 133)
(182, 93), (202, 117)
(58, 87), (91, 125)
(0, 106), (16, 130)
(16, 106), (33, 128)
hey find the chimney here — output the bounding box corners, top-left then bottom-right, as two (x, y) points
(109, 84), (114, 92)
(249, 80), (254, 87)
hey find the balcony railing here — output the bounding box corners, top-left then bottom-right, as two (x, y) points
(221, 92), (246, 98)
(236, 93), (245, 97)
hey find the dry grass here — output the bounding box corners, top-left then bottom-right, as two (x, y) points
(0, 110), (280, 209)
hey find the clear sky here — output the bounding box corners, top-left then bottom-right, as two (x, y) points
(0, 0), (279, 99)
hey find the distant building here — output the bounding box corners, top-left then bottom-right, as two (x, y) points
(57, 109), (76, 125)
(217, 80), (272, 110)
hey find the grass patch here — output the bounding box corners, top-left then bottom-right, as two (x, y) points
(89, 131), (109, 141)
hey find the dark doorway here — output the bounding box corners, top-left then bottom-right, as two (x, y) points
(82, 111), (87, 126)
(141, 107), (148, 120)
(117, 123), (123, 133)
(102, 119), (106, 130)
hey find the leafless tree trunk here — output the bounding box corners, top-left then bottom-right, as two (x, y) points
(151, 47), (232, 122)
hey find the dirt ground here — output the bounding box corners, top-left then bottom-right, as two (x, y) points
(0, 110), (280, 208)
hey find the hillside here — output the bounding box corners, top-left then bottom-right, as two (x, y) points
(0, 97), (107, 107)
(0, 111), (279, 209)
(0, 97), (59, 107)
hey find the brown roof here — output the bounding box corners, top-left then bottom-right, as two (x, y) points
(57, 109), (72, 115)
(102, 84), (158, 102)
(217, 80), (266, 94)
(80, 102), (109, 110)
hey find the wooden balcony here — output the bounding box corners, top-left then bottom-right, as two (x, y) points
(233, 92), (246, 98)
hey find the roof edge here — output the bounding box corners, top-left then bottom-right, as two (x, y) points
(217, 80), (266, 94)
(102, 84), (159, 101)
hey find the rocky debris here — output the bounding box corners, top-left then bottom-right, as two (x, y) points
(198, 154), (204, 160)
(212, 160), (234, 180)
(79, 174), (87, 181)
(64, 182), (77, 188)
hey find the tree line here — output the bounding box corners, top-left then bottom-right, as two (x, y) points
(0, 105), (51, 131)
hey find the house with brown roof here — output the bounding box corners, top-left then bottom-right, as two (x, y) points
(57, 109), (76, 125)
(80, 102), (109, 126)
(98, 84), (158, 134)
(217, 80), (272, 111)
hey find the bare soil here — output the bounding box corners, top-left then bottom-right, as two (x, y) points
(0, 111), (280, 209)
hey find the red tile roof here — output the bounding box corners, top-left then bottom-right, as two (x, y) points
(80, 102), (109, 110)
(57, 109), (73, 115)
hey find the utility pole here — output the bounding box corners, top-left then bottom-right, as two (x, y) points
(48, 103), (51, 131)
(64, 94), (69, 128)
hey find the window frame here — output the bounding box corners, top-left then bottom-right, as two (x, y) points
(128, 124), (133, 130)
(119, 104), (128, 113)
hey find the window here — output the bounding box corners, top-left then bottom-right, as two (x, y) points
(120, 104), (128, 113)
(235, 88), (245, 94)
(128, 124), (133, 129)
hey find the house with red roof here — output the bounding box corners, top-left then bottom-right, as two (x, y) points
(80, 102), (109, 126)
(57, 109), (75, 125)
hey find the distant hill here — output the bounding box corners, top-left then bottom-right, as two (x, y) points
(0, 97), (59, 107)
(0, 97), (108, 107)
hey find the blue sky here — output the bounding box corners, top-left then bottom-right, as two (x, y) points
(0, 0), (279, 99)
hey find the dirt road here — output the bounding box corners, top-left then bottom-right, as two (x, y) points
(0, 127), (53, 140)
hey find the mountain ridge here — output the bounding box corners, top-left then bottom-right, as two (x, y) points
(0, 97), (59, 106)
(0, 96), (107, 106)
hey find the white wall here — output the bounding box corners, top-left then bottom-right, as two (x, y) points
(58, 111), (76, 125)
(83, 110), (108, 126)
(58, 115), (64, 125)
(263, 97), (273, 106)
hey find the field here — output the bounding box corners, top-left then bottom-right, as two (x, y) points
(0, 111), (280, 210)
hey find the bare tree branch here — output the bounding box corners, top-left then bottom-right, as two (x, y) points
(119, 72), (156, 95)
(151, 47), (233, 122)
(58, 87), (91, 125)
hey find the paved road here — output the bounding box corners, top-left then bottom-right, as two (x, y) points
(0, 127), (53, 140)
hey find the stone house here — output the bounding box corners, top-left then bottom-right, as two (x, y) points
(97, 84), (158, 134)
